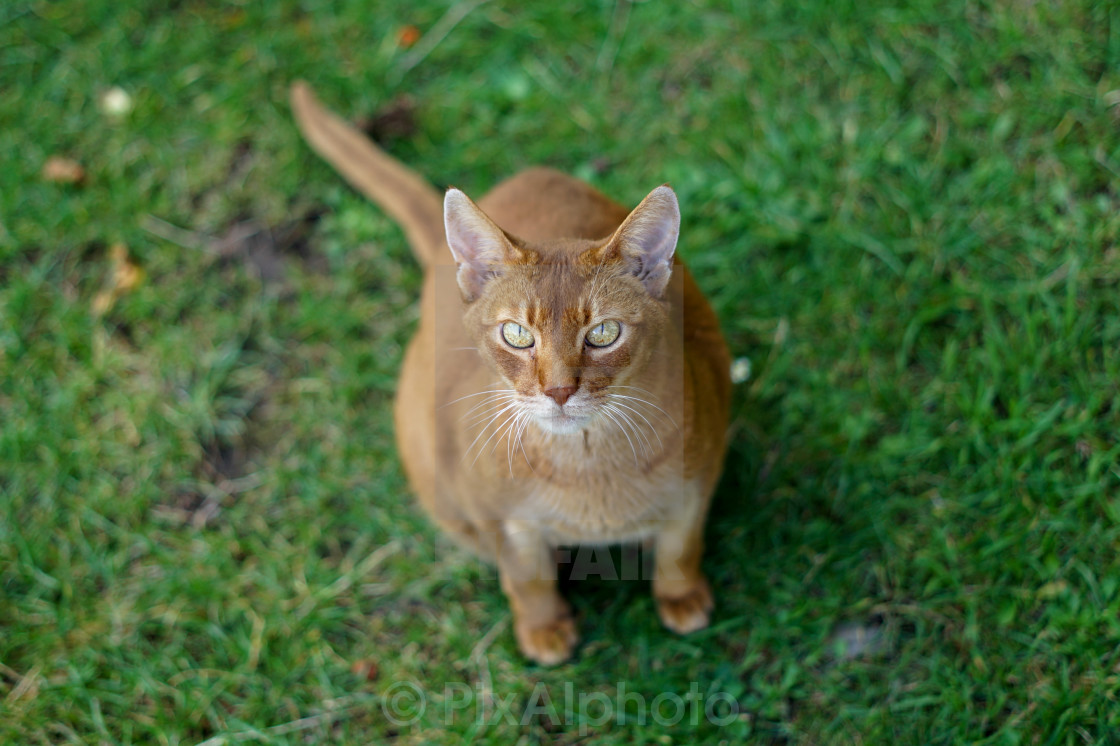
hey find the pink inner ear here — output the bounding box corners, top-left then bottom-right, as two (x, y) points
(616, 186), (680, 296)
(448, 222), (492, 266)
(444, 188), (512, 299)
(444, 189), (503, 265)
(635, 213), (677, 263)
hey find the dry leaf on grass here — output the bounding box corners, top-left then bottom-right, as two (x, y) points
(398, 25), (421, 48)
(41, 156), (86, 185)
(349, 659), (380, 681)
(92, 243), (144, 315)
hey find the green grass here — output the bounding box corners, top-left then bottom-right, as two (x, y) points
(3, 0), (1120, 743)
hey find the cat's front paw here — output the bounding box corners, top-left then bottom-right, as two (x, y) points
(656, 577), (714, 635)
(515, 615), (579, 666)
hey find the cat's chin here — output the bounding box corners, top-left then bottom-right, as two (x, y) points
(533, 413), (591, 435)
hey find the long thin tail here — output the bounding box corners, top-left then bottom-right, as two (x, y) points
(290, 81), (445, 267)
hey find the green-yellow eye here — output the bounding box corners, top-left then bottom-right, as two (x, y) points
(501, 322), (535, 349)
(586, 320), (621, 347)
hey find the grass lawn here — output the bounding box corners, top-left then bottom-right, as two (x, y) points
(3, 0), (1120, 743)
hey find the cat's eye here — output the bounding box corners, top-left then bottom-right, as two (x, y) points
(501, 322), (535, 349)
(586, 320), (621, 348)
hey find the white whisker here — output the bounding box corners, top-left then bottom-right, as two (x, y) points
(503, 410), (525, 476)
(472, 406), (523, 468)
(606, 386), (680, 431)
(461, 395), (520, 424)
(516, 414), (535, 473)
(601, 406), (639, 465)
(609, 399), (665, 452)
(462, 401), (520, 464)
(441, 385), (515, 409)
(606, 403), (653, 458)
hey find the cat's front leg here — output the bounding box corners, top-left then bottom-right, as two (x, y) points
(497, 520), (578, 665)
(652, 494), (714, 634)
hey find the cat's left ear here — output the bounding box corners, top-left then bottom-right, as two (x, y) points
(444, 188), (522, 302)
(605, 185), (680, 298)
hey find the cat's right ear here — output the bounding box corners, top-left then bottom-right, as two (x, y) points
(444, 188), (517, 301)
(603, 185), (680, 298)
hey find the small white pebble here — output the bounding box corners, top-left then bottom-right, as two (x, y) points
(730, 357), (751, 384)
(831, 622), (886, 660)
(100, 86), (133, 117)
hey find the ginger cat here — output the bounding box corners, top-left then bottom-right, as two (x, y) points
(290, 82), (731, 665)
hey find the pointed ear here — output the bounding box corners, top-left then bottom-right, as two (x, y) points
(444, 188), (516, 301)
(606, 185), (680, 297)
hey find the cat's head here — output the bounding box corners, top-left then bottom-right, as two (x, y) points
(445, 186), (679, 435)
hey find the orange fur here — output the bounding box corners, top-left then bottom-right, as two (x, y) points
(291, 82), (731, 664)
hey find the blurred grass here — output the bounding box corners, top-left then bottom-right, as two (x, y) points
(2, 0), (1120, 743)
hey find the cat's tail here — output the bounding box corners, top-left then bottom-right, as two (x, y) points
(290, 81), (446, 268)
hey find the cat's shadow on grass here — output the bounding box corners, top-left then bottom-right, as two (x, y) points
(547, 380), (861, 658)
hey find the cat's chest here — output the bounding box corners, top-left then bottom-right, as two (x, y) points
(511, 463), (691, 544)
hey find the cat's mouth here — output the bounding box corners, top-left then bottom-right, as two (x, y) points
(534, 411), (592, 435)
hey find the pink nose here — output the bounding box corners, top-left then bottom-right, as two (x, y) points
(544, 385), (578, 407)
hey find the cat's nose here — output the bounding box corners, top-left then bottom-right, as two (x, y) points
(544, 385), (578, 407)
